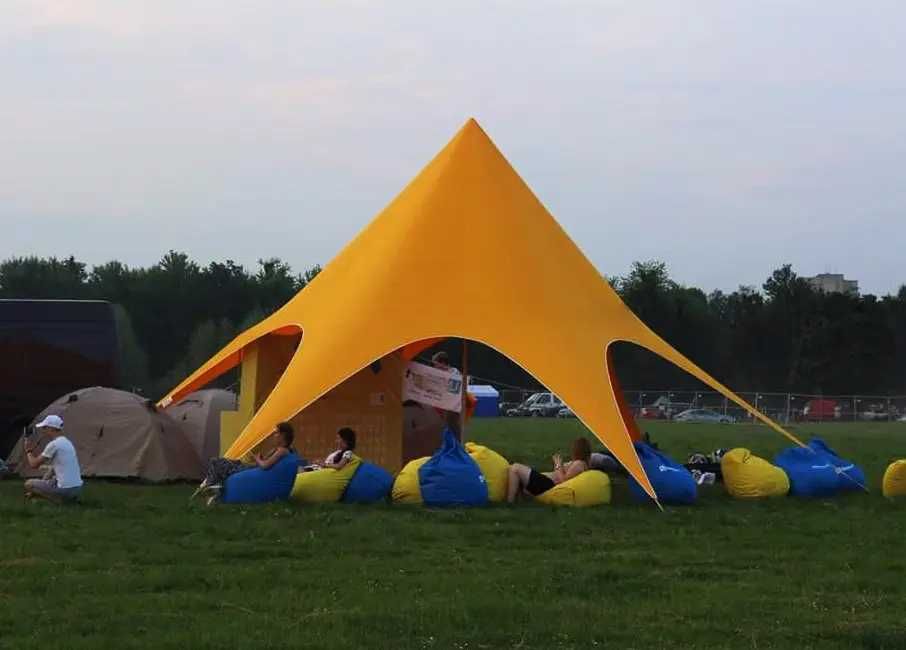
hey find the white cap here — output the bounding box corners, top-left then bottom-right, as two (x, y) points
(36, 414), (64, 430)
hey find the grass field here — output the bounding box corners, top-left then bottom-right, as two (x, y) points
(2, 419), (905, 649)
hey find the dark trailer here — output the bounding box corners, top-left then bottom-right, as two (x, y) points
(0, 300), (118, 458)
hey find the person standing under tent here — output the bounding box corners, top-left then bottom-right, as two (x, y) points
(22, 415), (83, 504)
(430, 350), (476, 420)
(431, 351), (460, 376)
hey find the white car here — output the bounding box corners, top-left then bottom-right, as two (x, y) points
(672, 408), (735, 424)
(506, 392), (564, 417)
(557, 406), (575, 418)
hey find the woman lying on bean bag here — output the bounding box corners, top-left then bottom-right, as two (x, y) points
(292, 427), (374, 503)
(300, 427), (356, 472)
(506, 437), (590, 503)
(192, 421), (295, 505)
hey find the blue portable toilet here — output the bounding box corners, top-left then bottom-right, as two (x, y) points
(468, 385), (500, 417)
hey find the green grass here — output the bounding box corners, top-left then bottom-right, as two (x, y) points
(2, 419), (905, 649)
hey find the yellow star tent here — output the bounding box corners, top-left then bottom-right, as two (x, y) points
(159, 118), (804, 501)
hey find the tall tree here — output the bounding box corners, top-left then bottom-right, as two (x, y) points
(762, 264), (816, 390)
(0, 256), (89, 298)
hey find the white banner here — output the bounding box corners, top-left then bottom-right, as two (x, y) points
(402, 361), (463, 412)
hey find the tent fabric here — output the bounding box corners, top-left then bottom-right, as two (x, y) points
(535, 470), (612, 507)
(806, 438), (866, 492)
(720, 448), (790, 499)
(629, 443), (697, 505)
(773, 446), (840, 497)
(158, 118), (805, 501)
(221, 452), (300, 504)
(882, 460), (906, 498)
(342, 462), (394, 504)
(392, 457), (429, 504)
(10, 387), (201, 482)
(164, 389), (236, 463)
(464, 442), (509, 502)
(418, 427), (489, 507)
(291, 455), (362, 503)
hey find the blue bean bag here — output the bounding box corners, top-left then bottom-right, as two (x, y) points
(417, 427), (489, 507)
(807, 438), (866, 492)
(342, 462), (394, 504)
(629, 442), (697, 505)
(773, 446), (839, 497)
(221, 452), (301, 504)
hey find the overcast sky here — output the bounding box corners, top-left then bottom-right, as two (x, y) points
(3, 1), (904, 295)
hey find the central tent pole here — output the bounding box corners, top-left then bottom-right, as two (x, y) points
(461, 339), (469, 436)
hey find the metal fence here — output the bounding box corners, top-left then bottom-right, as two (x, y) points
(494, 386), (906, 423)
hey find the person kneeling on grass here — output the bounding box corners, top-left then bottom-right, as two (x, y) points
(193, 421), (294, 504)
(301, 427), (356, 472)
(23, 415), (83, 504)
(506, 437), (591, 503)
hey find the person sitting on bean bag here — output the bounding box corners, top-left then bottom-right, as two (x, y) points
(192, 421), (295, 505)
(506, 437), (591, 503)
(301, 427), (356, 472)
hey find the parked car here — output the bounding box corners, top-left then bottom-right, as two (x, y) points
(557, 406), (575, 418)
(672, 408), (735, 424)
(506, 392), (564, 417)
(498, 401), (521, 416)
(639, 396), (692, 419)
(859, 405), (888, 421)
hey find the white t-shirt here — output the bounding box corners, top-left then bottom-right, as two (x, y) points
(41, 436), (83, 489)
(325, 449), (352, 465)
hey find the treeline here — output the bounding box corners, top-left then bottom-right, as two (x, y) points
(2, 255), (904, 396)
(447, 261), (906, 396)
(614, 262), (906, 395)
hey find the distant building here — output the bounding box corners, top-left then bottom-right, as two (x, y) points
(807, 273), (859, 295)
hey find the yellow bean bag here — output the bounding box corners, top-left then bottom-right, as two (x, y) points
(290, 455), (361, 503)
(391, 457), (429, 504)
(535, 470), (611, 507)
(882, 459), (906, 498)
(465, 442), (509, 502)
(721, 448), (789, 499)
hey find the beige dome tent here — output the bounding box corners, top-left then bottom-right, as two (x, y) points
(10, 387), (202, 481)
(164, 389), (237, 461)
